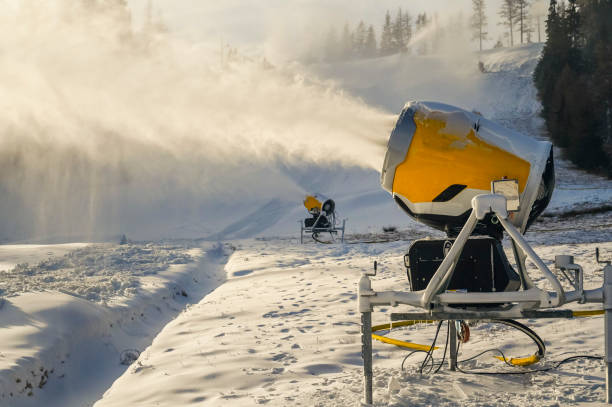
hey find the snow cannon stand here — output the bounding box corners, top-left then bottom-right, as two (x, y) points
(358, 102), (612, 405)
(300, 194), (345, 243)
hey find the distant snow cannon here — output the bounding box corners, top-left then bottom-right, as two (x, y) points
(300, 194), (345, 244)
(380, 101), (554, 238)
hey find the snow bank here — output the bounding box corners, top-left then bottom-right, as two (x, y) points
(0, 242), (231, 406)
(1, 244), (193, 302)
(0, 243), (88, 275)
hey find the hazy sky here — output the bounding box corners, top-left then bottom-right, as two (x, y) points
(127, 0), (549, 57)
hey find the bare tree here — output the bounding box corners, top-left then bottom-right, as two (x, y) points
(515, 0), (530, 44)
(470, 0), (489, 51)
(499, 0), (518, 47)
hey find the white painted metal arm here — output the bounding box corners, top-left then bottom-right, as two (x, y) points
(498, 216), (565, 307)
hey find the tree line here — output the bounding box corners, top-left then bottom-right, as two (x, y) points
(534, 0), (612, 176)
(471, 0), (546, 51)
(322, 9), (431, 62)
(321, 0), (547, 63)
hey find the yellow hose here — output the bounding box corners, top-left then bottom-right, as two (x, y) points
(572, 309), (604, 317)
(495, 354), (541, 366)
(372, 320), (438, 352)
(374, 311), (605, 366)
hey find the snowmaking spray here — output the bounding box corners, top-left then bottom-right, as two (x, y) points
(0, 2), (392, 242)
(358, 101), (612, 405)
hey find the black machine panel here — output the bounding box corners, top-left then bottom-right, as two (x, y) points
(404, 237), (521, 293)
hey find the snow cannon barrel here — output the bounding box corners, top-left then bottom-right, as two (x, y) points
(304, 194), (335, 216)
(304, 195), (322, 215)
(380, 101), (554, 236)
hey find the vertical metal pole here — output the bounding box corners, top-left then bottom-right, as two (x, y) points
(449, 320), (457, 371)
(361, 311), (373, 405)
(604, 264), (612, 403)
(341, 219), (346, 243)
(299, 221), (303, 244)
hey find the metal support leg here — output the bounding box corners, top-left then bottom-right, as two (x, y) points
(361, 311), (373, 405)
(604, 264), (612, 403)
(341, 219), (346, 243)
(449, 320), (457, 371)
(299, 221), (303, 244)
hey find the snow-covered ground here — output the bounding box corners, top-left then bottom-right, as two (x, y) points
(0, 42), (610, 407)
(0, 242), (231, 406)
(95, 240), (612, 407)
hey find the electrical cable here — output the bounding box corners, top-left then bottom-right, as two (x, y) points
(458, 348), (514, 367)
(454, 340), (603, 376)
(386, 311), (605, 374)
(491, 319), (545, 366)
(418, 321), (444, 374)
(401, 350), (429, 371)
(432, 320), (451, 374)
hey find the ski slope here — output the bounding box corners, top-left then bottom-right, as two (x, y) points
(96, 240), (612, 407)
(0, 43), (610, 407)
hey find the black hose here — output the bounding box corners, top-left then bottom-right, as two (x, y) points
(418, 321), (444, 374)
(493, 319), (546, 359)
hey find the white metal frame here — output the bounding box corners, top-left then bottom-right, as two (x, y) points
(358, 193), (612, 405)
(299, 212), (346, 244)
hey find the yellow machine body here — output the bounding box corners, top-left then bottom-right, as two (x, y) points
(381, 102), (554, 234)
(304, 195), (322, 213)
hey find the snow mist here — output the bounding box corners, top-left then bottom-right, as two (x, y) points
(0, 2), (393, 241)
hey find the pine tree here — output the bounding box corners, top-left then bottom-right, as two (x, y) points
(415, 13), (429, 55)
(355, 20), (367, 56)
(402, 12), (413, 49)
(565, 0), (580, 48)
(365, 25), (377, 58)
(470, 0), (489, 51)
(499, 0), (518, 47)
(380, 11), (394, 55)
(525, 17), (535, 43)
(534, 0), (611, 175)
(392, 8), (405, 52)
(341, 23), (352, 59)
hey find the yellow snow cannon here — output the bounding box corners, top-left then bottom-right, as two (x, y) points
(380, 101), (554, 237)
(300, 194), (345, 243)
